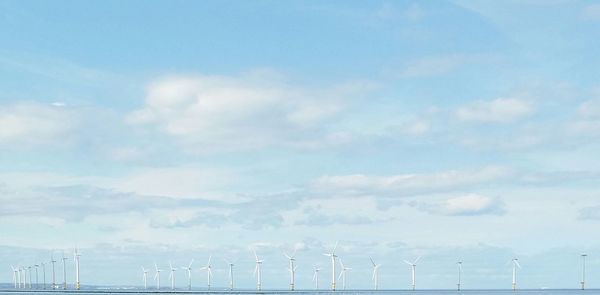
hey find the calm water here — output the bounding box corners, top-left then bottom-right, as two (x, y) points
(1, 290), (599, 295)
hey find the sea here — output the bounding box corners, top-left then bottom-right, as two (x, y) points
(0, 290), (598, 295)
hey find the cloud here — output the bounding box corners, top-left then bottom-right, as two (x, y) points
(0, 102), (76, 146)
(415, 194), (506, 216)
(127, 71), (373, 150)
(312, 166), (511, 197)
(578, 205), (600, 220)
(582, 3), (600, 21)
(456, 97), (533, 123)
(399, 55), (466, 78)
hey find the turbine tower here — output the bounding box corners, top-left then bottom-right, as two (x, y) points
(27, 266), (32, 288)
(11, 266), (18, 289)
(225, 259), (234, 290)
(19, 267), (24, 288)
(182, 259), (194, 290)
(284, 251), (297, 291)
(168, 262), (177, 290)
(154, 263), (162, 290)
(141, 266), (148, 289)
(581, 254), (588, 290)
(457, 261), (462, 291)
(74, 248), (81, 290)
(61, 252), (68, 290)
(404, 256), (421, 291)
(511, 258), (521, 291)
(34, 264), (39, 289)
(370, 257), (381, 290)
(313, 266), (320, 289)
(323, 241), (339, 291)
(253, 250), (263, 291)
(199, 256), (213, 290)
(41, 262), (46, 289)
(50, 254), (56, 290)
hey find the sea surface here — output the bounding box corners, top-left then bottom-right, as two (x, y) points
(0, 290), (599, 295)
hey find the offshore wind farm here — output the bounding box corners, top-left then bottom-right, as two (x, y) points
(2, 0), (600, 294)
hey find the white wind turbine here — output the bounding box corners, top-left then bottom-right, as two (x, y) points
(11, 266), (18, 289)
(50, 254), (56, 289)
(253, 250), (264, 291)
(457, 261), (462, 291)
(61, 252), (68, 290)
(27, 266), (32, 288)
(284, 250), (298, 291)
(338, 259), (351, 290)
(199, 256), (213, 290)
(74, 248), (81, 290)
(511, 258), (521, 291)
(141, 266), (148, 289)
(404, 256), (421, 291)
(370, 257), (382, 290)
(154, 263), (162, 290)
(41, 262), (46, 289)
(182, 259), (194, 290)
(34, 264), (39, 289)
(224, 259), (235, 291)
(19, 267), (24, 288)
(168, 262), (177, 290)
(312, 266), (320, 289)
(323, 241), (339, 291)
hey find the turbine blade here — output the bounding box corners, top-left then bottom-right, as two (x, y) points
(414, 256), (422, 264)
(370, 257), (376, 267)
(403, 260), (412, 265)
(332, 241), (339, 254)
(189, 259), (194, 268)
(514, 260), (522, 269)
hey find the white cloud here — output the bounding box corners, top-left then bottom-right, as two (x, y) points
(582, 3), (600, 21)
(313, 166), (512, 197)
(0, 102), (76, 145)
(399, 55), (466, 78)
(578, 99), (600, 118)
(128, 71), (372, 150)
(417, 194), (506, 216)
(456, 97), (533, 123)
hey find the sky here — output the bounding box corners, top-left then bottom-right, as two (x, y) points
(1, 0), (600, 290)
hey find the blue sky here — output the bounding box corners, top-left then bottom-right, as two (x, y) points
(2, 0), (600, 290)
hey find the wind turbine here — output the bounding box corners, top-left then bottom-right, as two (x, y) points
(457, 261), (462, 291)
(581, 254), (588, 290)
(182, 259), (194, 290)
(284, 250), (298, 291)
(34, 264), (39, 289)
(168, 262), (177, 290)
(27, 266), (32, 288)
(370, 257), (381, 290)
(11, 266), (18, 289)
(404, 256), (421, 291)
(199, 256), (213, 290)
(323, 241), (339, 291)
(61, 252), (68, 290)
(224, 259), (234, 290)
(338, 259), (351, 290)
(141, 266), (148, 289)
(74, 248), (81, 290)
(50, 254), (56, 289)
(312, 266), (320, 289)
(253, 250), (263, 291)
(511, 258), (521, 291)
(154, 263), (162, 290)
(41, 262), (46, 289)
(19, 267), (24, 288)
